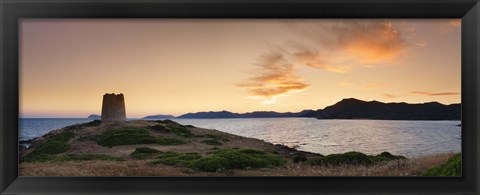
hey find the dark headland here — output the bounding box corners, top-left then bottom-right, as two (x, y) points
(152, 98), (460, 120)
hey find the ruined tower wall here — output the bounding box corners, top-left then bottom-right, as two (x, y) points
(101, 93), (126, 122)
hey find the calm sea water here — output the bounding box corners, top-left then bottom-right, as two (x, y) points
(19, 118), (461, 157)
(19, 118), (93, 141)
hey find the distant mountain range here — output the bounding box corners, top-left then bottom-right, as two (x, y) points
(315, 98), (460, 120)
(178, 110), (317, 119)
(88, 98), (461, 120)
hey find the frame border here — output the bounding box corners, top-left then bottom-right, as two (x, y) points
(1, 0), (479, 194)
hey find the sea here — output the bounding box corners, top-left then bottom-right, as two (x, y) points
(19, 118), (461, 157)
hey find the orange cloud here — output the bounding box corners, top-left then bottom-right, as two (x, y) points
(293, 50), (351, 73)
(237, 52), (310, 103)
(238, 20), (409, 103)
(285, 20), (407, 72)
(411, 91), (460, 96)
(338, 21), (406, 64)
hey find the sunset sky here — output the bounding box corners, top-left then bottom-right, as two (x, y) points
(20, 19), (461, 118)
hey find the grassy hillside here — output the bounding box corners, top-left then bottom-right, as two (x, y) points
(19, 120), (452, 176)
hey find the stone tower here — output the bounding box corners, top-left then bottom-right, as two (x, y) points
(101, 93), (126, 123)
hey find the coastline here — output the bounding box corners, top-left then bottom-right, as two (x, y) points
(19, 120), (459, 176)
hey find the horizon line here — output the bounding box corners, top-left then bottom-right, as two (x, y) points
(21, 98), (461, 119)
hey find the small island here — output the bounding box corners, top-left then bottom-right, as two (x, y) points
(87, 114), (101, 119)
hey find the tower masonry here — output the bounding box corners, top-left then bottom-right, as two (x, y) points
(101, 93), (126, 123)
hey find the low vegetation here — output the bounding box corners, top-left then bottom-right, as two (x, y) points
(201, 139), (223, 146)
(22, 129), (76, 162)
(149, 124), (170, 133)
(150, 120), (194, 138)
(293, 153), (308, 163)
(20, 120), (455, 177)
(165, 125), (194, 137)
(147, 148), (286, 172)
(156, 137), (188, 145)
(97, 128), (157, 147)
(149, 152), (202, 167)
(130, 147), (162, 159)
(421, 153), (461, 176)
(191, 148), (286, 172)
(155, 119), (178, 125)
(307, 151), (405, 166)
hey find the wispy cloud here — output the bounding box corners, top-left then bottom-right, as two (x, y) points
(236, 51), (310, 104)
(411, 91), (460, 96)
(238, 20), (410, 103)
(292, 49), (352, 73)
(382, 93), (398, 99)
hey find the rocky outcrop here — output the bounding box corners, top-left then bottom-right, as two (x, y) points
(101, 93), (126, 122)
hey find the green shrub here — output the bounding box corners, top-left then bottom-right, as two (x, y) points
(372, 152), (406, 163)
(22, 153), (56, 163)
(21, 129), (75, 163)
(130, 147), (162, 159)
(190, 148), (286, 172)
(149, 152), (202, 166)
(421, 153), (461, 176)
(34, 140), (70, 154)
(150, 123), (194, 138)
(156, 137), (187, 145)
(190, 156), (230, 172)
(156, 119), (179, 125)
(167, 125), (194, 137)
(61, 154), (124, 161)
(96, 128), (157, 147)
(293, 153), (308, 163)
(307, 152), (373, 166)
(237, 148), (266, 155)
(201, 139), (223, 146)
(49, 130), (75, 142)
(146, 148), (286, 172)
(307, 151), (406, 166)
(149, 125), (170, 133)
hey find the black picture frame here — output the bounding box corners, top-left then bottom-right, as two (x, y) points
(1, 0), (479, 194)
